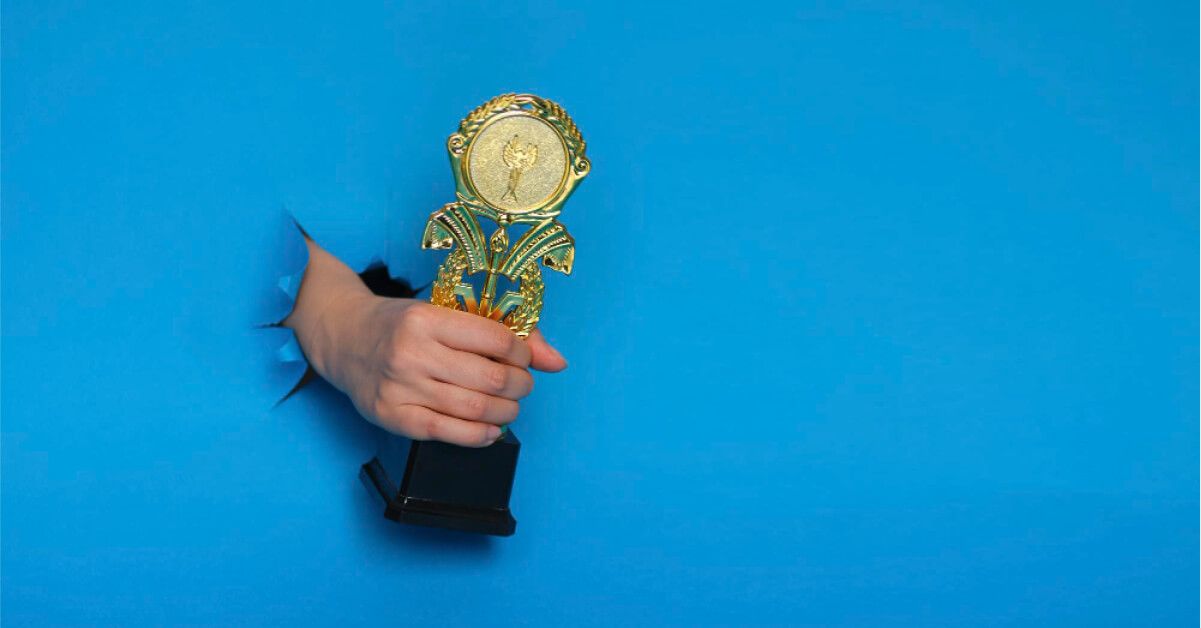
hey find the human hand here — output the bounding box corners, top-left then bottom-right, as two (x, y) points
(311, 295), (566, 446)
(283, 237), (566, 447)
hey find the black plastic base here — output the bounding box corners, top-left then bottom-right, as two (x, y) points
(360, 429), (520, 536)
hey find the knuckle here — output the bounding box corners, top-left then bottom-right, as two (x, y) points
(387, 344), (426, 377)
(485, 365), (509, 394)
(461, 392), (488, 421)
(384, 347), (412, 374)
(422, 415), (442, 441)
(398, 303), (435, 332)
(516, 371), (534, 397)
(392, 406), (432, 440)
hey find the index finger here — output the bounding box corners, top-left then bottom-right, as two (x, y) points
(434, 308), (532, 368)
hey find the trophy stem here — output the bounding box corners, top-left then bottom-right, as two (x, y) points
(479, 225), (509, 317)
(478, 270), (498, 316)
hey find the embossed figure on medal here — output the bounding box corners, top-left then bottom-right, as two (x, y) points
(422, 93), (589, 337)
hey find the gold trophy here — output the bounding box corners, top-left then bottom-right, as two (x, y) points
(361, 94), (589, 536)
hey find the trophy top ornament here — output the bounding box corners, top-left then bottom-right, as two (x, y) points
(421, 93), (588, 337)
(445, 93), (589, 222)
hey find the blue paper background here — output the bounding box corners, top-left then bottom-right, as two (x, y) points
(2, 1), (1197, 625)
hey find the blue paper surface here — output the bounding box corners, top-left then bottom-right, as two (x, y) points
(2, 1), (1197, 625)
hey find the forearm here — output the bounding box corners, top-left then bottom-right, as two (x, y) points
(283, 237), (373, 382)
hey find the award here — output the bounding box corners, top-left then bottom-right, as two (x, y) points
(360, 94), (588, 535)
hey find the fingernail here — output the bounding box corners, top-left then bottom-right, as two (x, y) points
(487, 426), (502, 440)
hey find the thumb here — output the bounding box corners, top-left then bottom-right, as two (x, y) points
(526, 328), (567, 372)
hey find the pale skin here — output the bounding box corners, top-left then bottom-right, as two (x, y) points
(284, 236), (567, 447)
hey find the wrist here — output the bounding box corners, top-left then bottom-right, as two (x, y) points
(303, 283), (374, 383)
(284, 238), (373, 380)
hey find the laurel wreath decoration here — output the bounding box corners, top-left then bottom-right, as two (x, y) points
(430, 248), (468, 311)
(503, 262), (545, 338)
(430, 249), (546, 337)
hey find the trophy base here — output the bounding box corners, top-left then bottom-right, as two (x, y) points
(360, 429), (519, 537)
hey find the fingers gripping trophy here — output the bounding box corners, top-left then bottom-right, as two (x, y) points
(360, 94), (589, 536)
